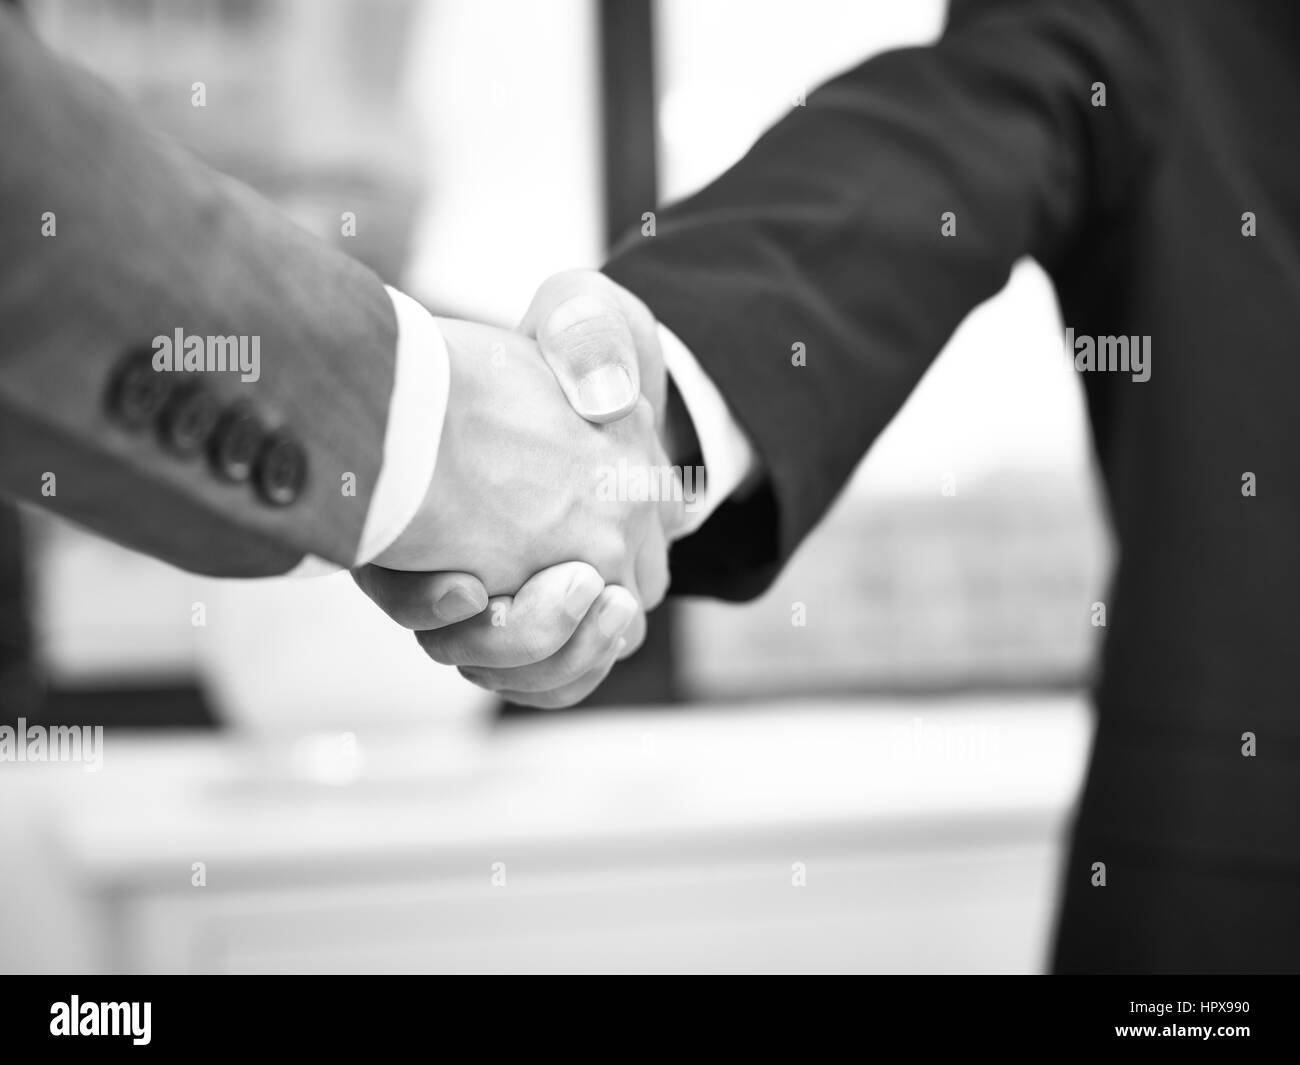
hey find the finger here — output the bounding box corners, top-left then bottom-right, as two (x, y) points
(458, 585), (641, 694)
(634, 519), (670, 611)
(351, 566), (488, 630)
(616, 608), (647, 660)
(495, 650), (625, 710)
(519, 270), (665, 422)
(538, 294), (640, 422)
(414, 561), (604, 668)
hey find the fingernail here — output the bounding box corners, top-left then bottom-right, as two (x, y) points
(563, 570), (603, 619)
(437, 583), (487, 623)
(577, 365), (635, 418)
(597, 596), (637, 639)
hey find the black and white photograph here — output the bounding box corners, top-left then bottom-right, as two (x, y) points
(0, 0), (1293, 1040)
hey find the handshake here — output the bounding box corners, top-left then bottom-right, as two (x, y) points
(351, 270), (696, 709)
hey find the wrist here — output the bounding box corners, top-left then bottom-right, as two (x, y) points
(355, 287), (449, 566)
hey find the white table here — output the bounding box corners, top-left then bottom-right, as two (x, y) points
(0, 695), (1091, 974)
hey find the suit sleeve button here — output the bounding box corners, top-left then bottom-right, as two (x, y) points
(255, 432), (308, 506)
(208, 404), (264, 483)
(159, 386), (220, 457)
(111, 351), (173, 429)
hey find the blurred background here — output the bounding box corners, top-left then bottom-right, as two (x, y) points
(0, 0), (1112, 973)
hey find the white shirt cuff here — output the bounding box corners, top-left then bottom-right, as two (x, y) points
(284, 285), (448, 577)
(658, 322), (758, 538)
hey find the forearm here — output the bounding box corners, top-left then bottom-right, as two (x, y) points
(607, 0), (1162, 596)
(0, 6), (427, 575)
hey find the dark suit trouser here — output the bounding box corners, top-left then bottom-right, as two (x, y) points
(1053, 713), (1300, 973)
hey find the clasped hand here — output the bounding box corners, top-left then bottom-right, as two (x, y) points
(352, 271), (678, 708)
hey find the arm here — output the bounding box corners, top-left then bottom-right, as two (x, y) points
(605, 0), (1164, 598)
(386, 0), (1166, 706)
(0, 5), (417, 575)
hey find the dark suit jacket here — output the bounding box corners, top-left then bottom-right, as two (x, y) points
(0, 4), (399, 576)
(607, 0), (1300, 972)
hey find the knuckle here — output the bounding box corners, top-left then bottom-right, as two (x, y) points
(513, 621), (569, 664)
(500, 662), (567, 695)
(553, 644), (603, 687)
(543, 299), (631, 367)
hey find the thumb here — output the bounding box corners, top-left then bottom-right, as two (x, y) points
(531, 290), (641, 424)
